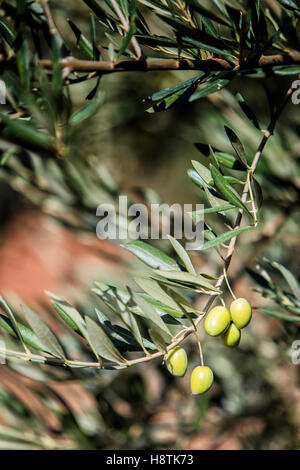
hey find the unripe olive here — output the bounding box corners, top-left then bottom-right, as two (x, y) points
(165, 346), (188, 377)
(222, 322), (241, 347)
(190, 366), (214, 395)
(204, 306), (231, 336)
(230, 298), (252, 329)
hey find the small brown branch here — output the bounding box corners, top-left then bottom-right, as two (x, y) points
(38, 0), (64, 48)
(39, 56), (232, 73)
(38, 52), (300, 76)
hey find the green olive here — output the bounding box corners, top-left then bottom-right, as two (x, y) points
(204, 305), (231, 336)
(165, 346), (188, 377)
(190, 366), (214, 395)
(222, 322), (241, 347)
(230, 298), (252, 329)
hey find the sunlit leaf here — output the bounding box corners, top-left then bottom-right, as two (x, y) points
(122, 240), (181, 271)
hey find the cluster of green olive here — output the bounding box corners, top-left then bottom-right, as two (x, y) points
(164, 298), (252, 395)
(204, 297), (252, 346)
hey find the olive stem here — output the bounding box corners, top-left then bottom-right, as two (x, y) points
(247, 170), (258, 227)
(223, 267), (237, 300)
(193, 331), (204, 367)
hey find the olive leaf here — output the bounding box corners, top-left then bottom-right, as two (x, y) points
(85, 316), (127, 364)
(148, 329), (167, 352)
(224, 127), (248, 168)
(210, 165), (251, 216)
(134, 293), (172, 337)
(22, 305), (66, 360)
(122, 240), (181, 271)
(191, 160), (212, 186)
(134, 277), (182, 311)
(167, 235), (196, 274)
(0, 296), (28, 353)
(45, 291), (100, 360)
(152, 270), (221, 293)
(271, 262), (300, 303)
(69, 92), (105, 126)
(95, 308), (156, 351)
(236, 93), (261, 130)
(45, 291), (84, 332)
(0, 313), (46, 352)
(194, 143), (246, 170)
(67, 19), (94, 59)
(196, 225), (251, 251)
(190, 204), (236, 222)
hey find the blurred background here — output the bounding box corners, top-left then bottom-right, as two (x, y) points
(0, 0), (300, 450)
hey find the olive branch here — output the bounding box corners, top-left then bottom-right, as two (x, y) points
(0, 0), (300, 372)
(0, 76), (295, 370)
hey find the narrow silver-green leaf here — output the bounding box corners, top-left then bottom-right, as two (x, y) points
(69, 92), (104, 125)
(0, 296), (28, 352)
(191, 160), (211, 185)
(22, 305), (66, 360)
(45, 291), (99, 360)
(190, 204), (236, 222)
(148, 328), (167, 352)
(85, 316), (126, 363)
(0, 314), (46, 352)
(197, 226), (251, 251)
(45, 291), (84, 331)
(152, 270), (221, 293)
(134, 293), (172, 336)
(134, 277), (181, 311)
(167, 235), (196, 274)
(122, 240), (180, 271)
(210, 165), (251, 215)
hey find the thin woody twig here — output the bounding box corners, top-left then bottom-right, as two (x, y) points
(39, 56), (232, 73)
(37, 0), (64, 48)
(37, 53), (300, 75)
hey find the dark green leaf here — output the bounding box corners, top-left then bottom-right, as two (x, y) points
(210, 165), (251, 215)
(0, 296), (28, 352)
(189, 77), (231, 102)
(224, 126), (248, 167)
(69, 92), (104, 125)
